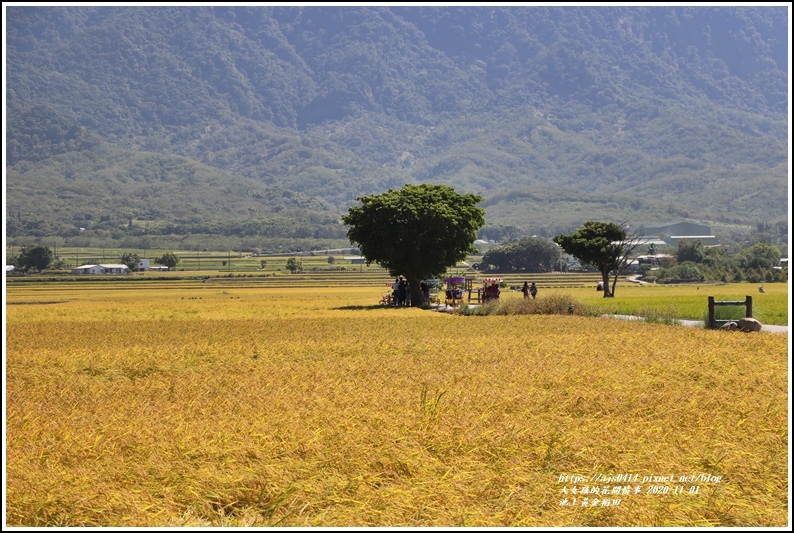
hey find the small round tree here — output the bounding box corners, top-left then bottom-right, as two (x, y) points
(286, 257), (302, 273)
(119, 252), (141, 271)
(342, 183), (485, 305)
(155, 252), (181, 269)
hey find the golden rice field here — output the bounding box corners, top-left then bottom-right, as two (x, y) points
(4, 282), (789, 526)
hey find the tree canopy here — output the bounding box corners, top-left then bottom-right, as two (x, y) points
(119, 252), (141, 271)
(154, 252), (181, 269)
(554, 221), (641, 297)
(739, 241), (781, 271)
(676, 239), (705, 264)
(15, 245), (54, 272)
(342, 183), (485, 304)
(285, 257), (303, 273)
(480, 237), (562, 272)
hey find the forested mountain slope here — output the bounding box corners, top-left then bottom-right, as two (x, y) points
(5, 5), (788, 250)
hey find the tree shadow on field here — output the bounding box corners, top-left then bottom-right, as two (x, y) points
(335, 304), (425, 311)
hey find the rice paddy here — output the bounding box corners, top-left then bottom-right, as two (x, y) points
(4, 281), (789, 526)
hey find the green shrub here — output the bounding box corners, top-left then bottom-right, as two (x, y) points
(456, 293), (595, 317)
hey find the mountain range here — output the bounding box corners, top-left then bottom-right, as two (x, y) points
(4, 5), (790, 251)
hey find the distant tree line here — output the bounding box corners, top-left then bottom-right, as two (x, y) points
(649, 239), (785, 284)
(475, 233), (785, 287)
(9, 246), (180, 273)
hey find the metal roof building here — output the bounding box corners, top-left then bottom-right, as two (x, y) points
(71, 264), (130, 275)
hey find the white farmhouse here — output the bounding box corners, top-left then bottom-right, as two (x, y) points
(71, 264), (130, 275)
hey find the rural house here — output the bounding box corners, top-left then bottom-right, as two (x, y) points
(71, 264), (130, 275)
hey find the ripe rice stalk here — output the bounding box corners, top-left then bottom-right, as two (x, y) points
(5, 283), (788, 526)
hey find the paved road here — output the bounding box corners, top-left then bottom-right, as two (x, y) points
(430, 306), (788, 333)
(605, 314), (788, 333)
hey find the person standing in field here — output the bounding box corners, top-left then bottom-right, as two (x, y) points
(398, 278), (407, 306)
(522, 281), (530, 299)
(529, 282), (538, 299)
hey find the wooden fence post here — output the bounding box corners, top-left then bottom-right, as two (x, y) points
(708, 296), (753, 329)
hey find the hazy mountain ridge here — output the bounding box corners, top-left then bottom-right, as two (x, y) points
(6, 145), (345, 243)
(5, 5), (789, 249)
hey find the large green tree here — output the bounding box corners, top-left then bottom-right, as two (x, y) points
(481, 237), (562, 272)
(554, 221), (642, 297)
(15, 245), (54, 272)
(676, 239), (704, 264)
(342, 183), (485, 305)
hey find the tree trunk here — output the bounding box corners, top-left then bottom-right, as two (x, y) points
(406, 275), (424, 306)
(610, 274), (619, 297)
(600, 269), (613, 298)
